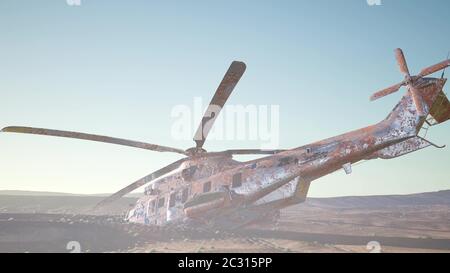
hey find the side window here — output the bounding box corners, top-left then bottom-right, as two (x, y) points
(169, 192), (176, 208)
(232, 173), (242, 188)
(157, 197), (165, 209)
(146, 200), (153, 215)
(203, 181), (211, 193)
(150, 200), (155, 213)
(181, 188), (189, 203)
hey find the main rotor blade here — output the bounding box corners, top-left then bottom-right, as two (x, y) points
(418, 59), (450, 78)
(200, 149), (286, 158)
(409, 87), (425, 117)
(395, 48), (410, 77)
(94, 158), (186, 209)
(2, 126), (187, 155)
(224, 149), (286, 155)
(370, 82), (405, 101)
(193, 61), (246, 149)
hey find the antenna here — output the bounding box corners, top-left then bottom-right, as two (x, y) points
(441, 51), (450, 79)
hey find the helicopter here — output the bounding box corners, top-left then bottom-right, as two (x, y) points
(2, 48), (450, 229)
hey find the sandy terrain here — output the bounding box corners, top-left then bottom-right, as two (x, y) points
(1, 190), (450, 253)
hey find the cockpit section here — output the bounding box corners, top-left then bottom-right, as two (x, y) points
(126, 156), (240, 225)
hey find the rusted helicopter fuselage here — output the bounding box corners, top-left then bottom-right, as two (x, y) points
(3, 50), (447, 229)
(127, 77), (449, 228)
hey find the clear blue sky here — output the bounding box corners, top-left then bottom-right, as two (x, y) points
(1, 0), (449, 196)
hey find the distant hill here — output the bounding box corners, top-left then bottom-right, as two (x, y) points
(304, 190), (450, 209)
(0, 190), (79, 196)
(0, 190), (143, 215)
(0, 190), (143, 198)
(1, 189), (449, 215)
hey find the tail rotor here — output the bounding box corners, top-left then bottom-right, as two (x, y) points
(370, 48), (450, 117)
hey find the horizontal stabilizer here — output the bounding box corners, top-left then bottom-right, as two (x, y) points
(373, 137), (431, 159)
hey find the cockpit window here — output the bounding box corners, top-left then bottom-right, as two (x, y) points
(181, 166), (198, 181)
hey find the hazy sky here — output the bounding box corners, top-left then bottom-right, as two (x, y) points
(1, 0), (449, 196)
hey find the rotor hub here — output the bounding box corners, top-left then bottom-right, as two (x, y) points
(185, 147), (207, 156)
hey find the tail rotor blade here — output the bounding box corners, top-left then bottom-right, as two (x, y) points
(395, 48), (411, 77)
(418, 59), (450, 78)
(370, 82), (405, 101)
(410, 87), (425, 117)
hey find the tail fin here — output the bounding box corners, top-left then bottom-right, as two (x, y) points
(428, 90), (450, 124)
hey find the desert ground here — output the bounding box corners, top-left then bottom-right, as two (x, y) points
(1, 190), (450, 253)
